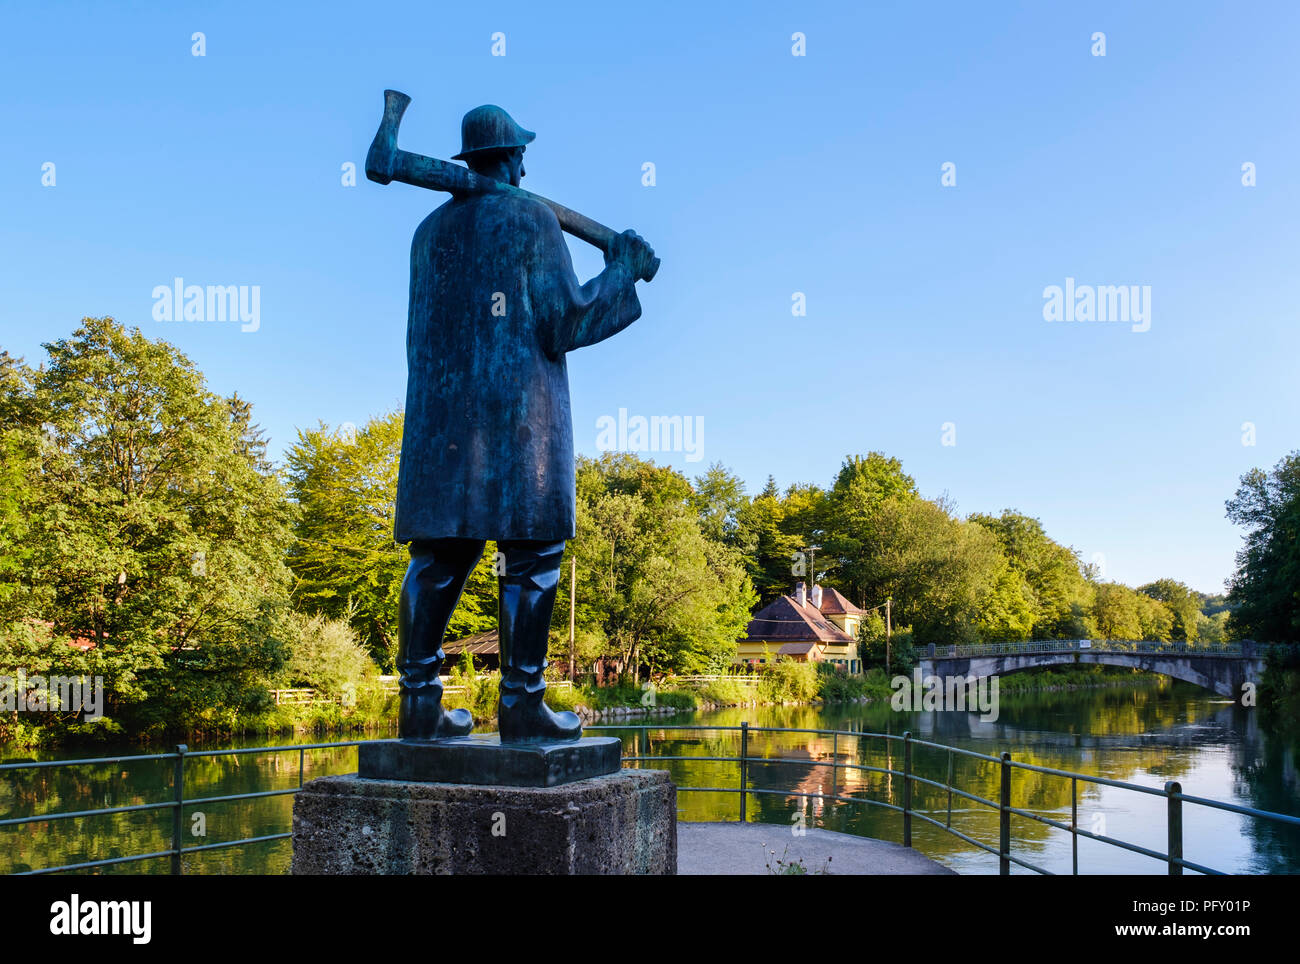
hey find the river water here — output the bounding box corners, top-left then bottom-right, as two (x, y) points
(2, 679), (1297, 874)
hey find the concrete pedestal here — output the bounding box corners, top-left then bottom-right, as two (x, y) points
(291, 769), (677, 875)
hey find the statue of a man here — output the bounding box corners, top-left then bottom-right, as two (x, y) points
(392, 105), (655, 743)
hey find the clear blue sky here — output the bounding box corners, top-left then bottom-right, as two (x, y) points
(2, 1), (1297, 596)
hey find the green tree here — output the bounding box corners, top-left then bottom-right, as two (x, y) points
(856, 498), (1014, 644)
(689, 462), (750, 547)
(969, 510), (1095, 639)
(0, 351), (40, 622)
(1, 318), (294, 731)
(1135, 593), (1174, 642)
(857, 611), (915, 673)
(1139, 579), (1200, 643)
(1225, 452), (1300, 643)
(1093, 582), (1144, 640)
(284, 411), (497, 670)
(822, 453), (918, 603)
(733, 477), (801, 604)
(559, 454), (757, 677)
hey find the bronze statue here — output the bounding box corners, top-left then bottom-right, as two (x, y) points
(366, 92), (657, 743)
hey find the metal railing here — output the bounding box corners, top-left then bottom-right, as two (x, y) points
(924, 639), (1270, 659)
(592, 723), (1300, 875)
(0, 740), (365, 875)
(3, 724), (1297, 875)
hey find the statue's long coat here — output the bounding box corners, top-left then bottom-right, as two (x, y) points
(395, 192), (641, 544)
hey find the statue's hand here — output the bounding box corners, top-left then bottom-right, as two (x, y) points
(606, 229), (656, 281)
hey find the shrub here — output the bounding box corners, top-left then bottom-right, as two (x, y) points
(282, 613), (375, 699)
(758, 659), (818, 702)
(698, 677), (752, 705)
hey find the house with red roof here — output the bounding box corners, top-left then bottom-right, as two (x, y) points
(736, 582), (865, 673)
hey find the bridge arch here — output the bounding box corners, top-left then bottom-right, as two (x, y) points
(916, 650), (1262, 699)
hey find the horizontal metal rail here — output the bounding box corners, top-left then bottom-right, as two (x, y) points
(922, 639), (1278, 660)
(4, 725), (1296, 875)
(594, 723), (1300, 875)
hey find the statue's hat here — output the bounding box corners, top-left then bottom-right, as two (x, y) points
(451, 105), (536, 160)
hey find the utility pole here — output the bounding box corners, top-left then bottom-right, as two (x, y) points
(885, 597), (892, 672)
(568, 555), (576, 681)
(804, 543), (821, 591)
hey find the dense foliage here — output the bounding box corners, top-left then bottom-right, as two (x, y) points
(2, 320), (1277, 744)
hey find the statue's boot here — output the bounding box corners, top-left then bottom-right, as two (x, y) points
(497, 539), (581, 743)
(396, 539), (482, 740)
(499, 671), (582, 743)
(399, 686), (473, 740)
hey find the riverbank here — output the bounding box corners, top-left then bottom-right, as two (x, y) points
(575, 664), (1164, 722)
(1, 663), (1166, 750)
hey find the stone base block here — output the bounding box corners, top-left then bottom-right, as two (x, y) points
(291, 769), (677, 875)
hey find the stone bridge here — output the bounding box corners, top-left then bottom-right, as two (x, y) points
(916, 640), (1268, 698)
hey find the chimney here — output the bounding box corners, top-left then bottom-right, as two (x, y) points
(810, 584), (823, 609)
(795, 581), (807, 607)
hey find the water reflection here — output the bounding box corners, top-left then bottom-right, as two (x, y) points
(1, 684), (1296, 874)
(0, 735), (367, 875)
(607, 681), (1300, 875)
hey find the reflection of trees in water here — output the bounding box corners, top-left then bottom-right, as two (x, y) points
(612, 685), (1270, 873)
(0, 746), (358, 874)
(1229, 709), (1300, 874)
(6, 686), (1296, 874)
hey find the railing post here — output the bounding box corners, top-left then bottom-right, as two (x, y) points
(902, 731), (912, 847)
(739, 722), (749, 823)
(830, 732), (838, 801)
(171, 744), (187, 876)
(1071, 777), (1078, 875)
(1165, 781), (1183, 875)
(299, 746), (306, 788)
(945, 748), (954, 828)
(999, 751), (1011, 875)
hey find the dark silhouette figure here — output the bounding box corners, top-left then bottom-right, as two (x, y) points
(394, 105), (655, 742)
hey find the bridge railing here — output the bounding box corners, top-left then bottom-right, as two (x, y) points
(923, 639), (1268, 659)
(4, 725), (1297, 875)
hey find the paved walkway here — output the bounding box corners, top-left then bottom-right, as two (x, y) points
(678, 822), (956, 875)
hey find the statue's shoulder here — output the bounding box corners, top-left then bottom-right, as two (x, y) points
(478, 191), (556, 229)
(413, 193), (555, 246)
(412, 197), (457, 240)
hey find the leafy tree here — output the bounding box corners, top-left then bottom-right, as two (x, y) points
(1135, 592), (1175, 642)
(856, 498), (1012, 644)
(558, 454), (757, 677)
(0, 351), (40, 621)
(733, 477), (801, 604)
(689, 462), (749, 547)
(1093, 582), (1144, 640)
(284, 412), (497, 670)
(822, 453), (918, 604)
(1139, 579), (1200, 642)
(1, 318), (295, 730)
(857, 611), (915, 673)
(779, 482), (831, 579)
(969, 510), (1094, 638)
(1196, 610), (1230, 644)
(1225, 452), (1300, 643)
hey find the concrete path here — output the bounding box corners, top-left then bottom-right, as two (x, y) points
(677, 822), (956, 875)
